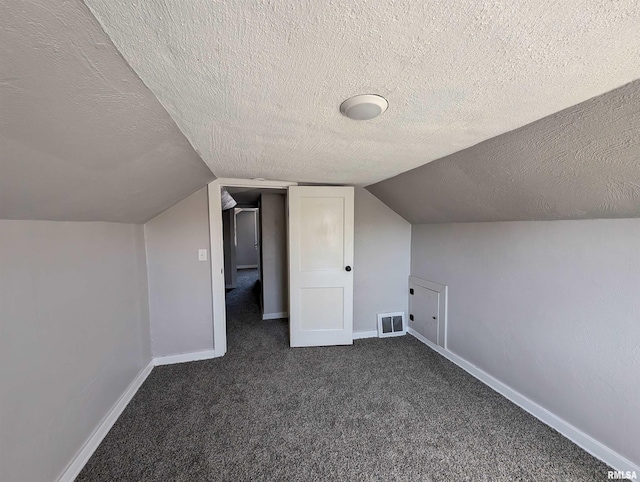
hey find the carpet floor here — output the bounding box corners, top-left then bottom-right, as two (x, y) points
(78, 269), (610, 481)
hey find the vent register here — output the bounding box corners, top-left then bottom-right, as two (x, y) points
(377, 312), (406, 337)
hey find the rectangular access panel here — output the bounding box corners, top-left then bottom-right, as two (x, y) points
(409, 277), (447, 348)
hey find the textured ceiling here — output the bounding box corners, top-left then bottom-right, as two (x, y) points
(0, 0), (214, 223)
(367, 80), (640, 223)
(84, 0), (640, 186)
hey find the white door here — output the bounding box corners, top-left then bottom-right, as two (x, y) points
(288, 186), (354, 347)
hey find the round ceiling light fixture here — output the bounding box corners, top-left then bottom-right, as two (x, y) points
(340, 94), (388, 120)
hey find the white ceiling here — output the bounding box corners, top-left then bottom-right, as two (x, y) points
(84, 0), (640, 186)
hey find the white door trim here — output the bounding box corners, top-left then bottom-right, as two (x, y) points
(208, 178), (297, 357)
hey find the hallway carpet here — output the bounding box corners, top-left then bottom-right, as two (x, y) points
(78, 269), (609, 481)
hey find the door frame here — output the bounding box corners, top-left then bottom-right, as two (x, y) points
(234, 208), (259, 269)
(207, 178), (297, 357)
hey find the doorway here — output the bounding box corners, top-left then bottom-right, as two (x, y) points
(221, 188), (291, 352)
(209, 179), (296, 356)
(208, 180), (355, 356)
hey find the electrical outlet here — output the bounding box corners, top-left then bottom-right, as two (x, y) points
(198, 249), (207, 261)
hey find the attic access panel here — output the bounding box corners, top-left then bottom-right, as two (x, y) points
(409, 276), (448, 348)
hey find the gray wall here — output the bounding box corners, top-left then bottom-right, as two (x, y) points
(411, 218), (640, 466)
(236, 210), (258, 267)
(0, 220), (151, 482)
(260, 193), (288, 317)
(353, 188), (411, 333)
(142, 186), (411, 351)
(145, 188), (214, 357)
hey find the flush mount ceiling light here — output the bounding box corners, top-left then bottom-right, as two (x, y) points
(340, 94), (388, 120)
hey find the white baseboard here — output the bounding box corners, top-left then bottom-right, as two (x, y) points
(262, 312), (288, 320)
(353, 330), (378, 340)
(57, 360), (154, 482)
(237, 264), (258, 269)
(407, 328), (639, 474)
(153, 349), (217, 366)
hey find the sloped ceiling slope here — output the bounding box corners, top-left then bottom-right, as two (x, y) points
(367, 80), (640, 223)
(0, 0), (214, 224)
(84, 0), (640, 186)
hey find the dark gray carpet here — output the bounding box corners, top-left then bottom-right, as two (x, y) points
(78, 269), (610, 481)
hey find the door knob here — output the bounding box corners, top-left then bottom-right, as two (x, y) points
(345, 266), (352, 272)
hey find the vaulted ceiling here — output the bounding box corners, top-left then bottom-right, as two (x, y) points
(84, 0), (640, 186)
(0, 1), (214, 223)
(368, 80), (640, 223)
(2, 1), (639, 224)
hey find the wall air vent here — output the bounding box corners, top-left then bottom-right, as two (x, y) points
(377, 312), (406, 338)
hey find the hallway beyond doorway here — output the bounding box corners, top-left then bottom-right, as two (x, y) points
(225, 268), (289, 352)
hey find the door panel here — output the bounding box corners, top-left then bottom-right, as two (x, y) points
(410, 286), (439, 344)
(289, 186), (354, 347)
(299, 197), (345, 271)
(300, 287), (344, 331)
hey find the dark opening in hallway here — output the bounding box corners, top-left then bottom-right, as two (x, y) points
(225, 268), (289, 353)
